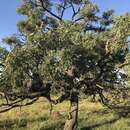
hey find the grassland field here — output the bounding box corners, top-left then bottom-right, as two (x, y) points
(0, 97), (130, 130)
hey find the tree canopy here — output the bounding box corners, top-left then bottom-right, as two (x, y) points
(0, 0), (130, 130)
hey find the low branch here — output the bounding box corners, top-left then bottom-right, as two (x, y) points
(0, 98), (38, 113)
(0, 99), (24, 107)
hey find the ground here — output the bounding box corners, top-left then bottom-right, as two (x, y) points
(0, 97), (130, 130)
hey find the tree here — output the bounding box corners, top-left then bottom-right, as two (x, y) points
(0, 0), (130, 130)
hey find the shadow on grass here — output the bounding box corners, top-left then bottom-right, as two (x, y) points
(0, 118), (27, 129)
(39, 121), (64, 130)
(1, 105), (130, 130)
(80, 116), (120, 130)
(113, 105), (130, 118)
(0, 116), (49, 130)
(0, 115), (65, 130)
(81, 105), (130, 130)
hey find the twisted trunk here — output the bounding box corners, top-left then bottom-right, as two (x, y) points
(64, 92), (78, 130)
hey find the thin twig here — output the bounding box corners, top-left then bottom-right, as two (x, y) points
(39, 0), (62, 21)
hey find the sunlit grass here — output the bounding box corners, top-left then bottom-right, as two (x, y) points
(0, 97), (130, 130)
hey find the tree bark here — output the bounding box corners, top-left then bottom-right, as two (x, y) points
(64, 92), (78, 130)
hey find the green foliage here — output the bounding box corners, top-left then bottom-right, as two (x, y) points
(2, 35), (21, 46)
(79, 2), (99, 22)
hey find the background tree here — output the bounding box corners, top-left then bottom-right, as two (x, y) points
(0, 0), (130, 130)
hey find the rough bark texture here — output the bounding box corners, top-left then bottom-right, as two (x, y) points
(64, 93), (78, 130)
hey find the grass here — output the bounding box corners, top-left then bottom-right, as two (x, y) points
(0, 97), (130, 130)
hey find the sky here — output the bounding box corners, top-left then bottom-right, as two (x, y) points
(0, 0), (22, 40)
(1, 0), (130, 41)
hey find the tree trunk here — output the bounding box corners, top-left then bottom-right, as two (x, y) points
(64, 93), (78, 130)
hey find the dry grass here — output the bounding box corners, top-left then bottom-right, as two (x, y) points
(0, 97), (130, 130)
